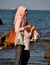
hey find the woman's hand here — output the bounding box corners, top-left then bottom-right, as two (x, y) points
(24, 25), (31, 30)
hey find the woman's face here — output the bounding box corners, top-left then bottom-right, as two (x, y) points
(24, 9), (27, 16)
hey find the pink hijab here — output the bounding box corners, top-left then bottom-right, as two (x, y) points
(14, 6), (27, 24)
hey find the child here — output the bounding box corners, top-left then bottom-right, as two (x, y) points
(21, 25), (35, 65)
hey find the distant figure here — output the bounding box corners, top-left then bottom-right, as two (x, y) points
(0, 19), (3, 25)
(31, 29), (40, 42)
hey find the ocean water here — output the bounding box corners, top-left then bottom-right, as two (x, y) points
(0, 9), (50, 39)
(0, 9), (50, 65)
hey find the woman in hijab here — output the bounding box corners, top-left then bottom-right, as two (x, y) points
(14, 6), (29, 65)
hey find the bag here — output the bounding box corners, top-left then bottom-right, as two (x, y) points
(7, 29), (16, 44)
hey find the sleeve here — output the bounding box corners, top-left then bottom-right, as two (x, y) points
(14, 19), (24, 32)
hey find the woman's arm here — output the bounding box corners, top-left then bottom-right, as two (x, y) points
(19, 25), (31, 32)
(14, 19), (31, 32)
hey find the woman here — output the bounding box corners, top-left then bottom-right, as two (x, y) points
(14, 6), (28, 65)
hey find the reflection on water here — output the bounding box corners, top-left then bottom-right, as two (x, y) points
(0, 42), (50, 65)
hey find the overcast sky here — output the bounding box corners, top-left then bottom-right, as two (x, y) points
(0, 0), (50, 10)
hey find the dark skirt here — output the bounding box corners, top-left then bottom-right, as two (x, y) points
(21, 50), (30, 65)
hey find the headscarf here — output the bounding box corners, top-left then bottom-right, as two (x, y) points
(14, 6), (27, 24)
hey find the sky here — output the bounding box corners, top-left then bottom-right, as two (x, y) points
(0, 0), (50, 10)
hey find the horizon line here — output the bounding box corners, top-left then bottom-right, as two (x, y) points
(0, 8), (50, 11)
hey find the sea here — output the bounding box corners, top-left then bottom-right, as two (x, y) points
(0, 9), (50, 65)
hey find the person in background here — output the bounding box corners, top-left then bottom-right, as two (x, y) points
(21, 25), (35, 65)
(14, 6), (30, 65)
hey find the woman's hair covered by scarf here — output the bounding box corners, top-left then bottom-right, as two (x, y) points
(14, 6), (27, 24)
